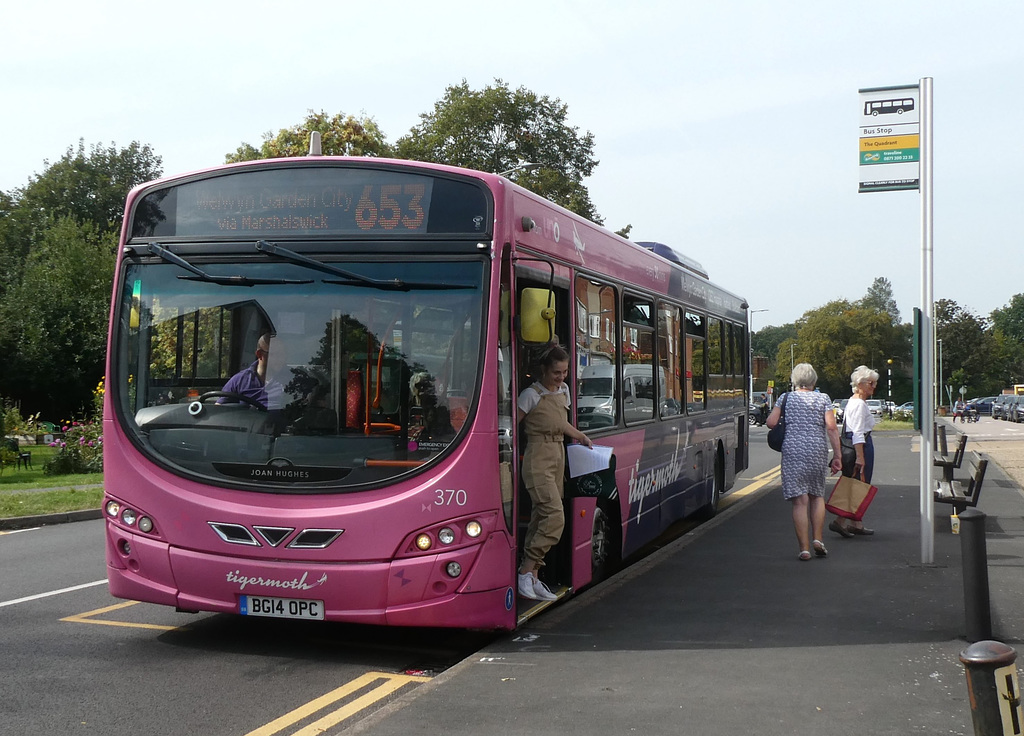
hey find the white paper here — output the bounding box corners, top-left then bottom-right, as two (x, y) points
(567, 444), (613, 478)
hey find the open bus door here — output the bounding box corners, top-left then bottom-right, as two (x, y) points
(514, 275), (612, 617)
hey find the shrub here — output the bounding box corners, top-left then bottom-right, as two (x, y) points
(43, 420), (103, 475)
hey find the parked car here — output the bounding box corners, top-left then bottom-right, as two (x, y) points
(833, 398), (849, 422)
(896, 401), (914, 413)
(1009, 395), (1024, 424)
(992, 394), (1013, 420)
(866, 399), (884, 418)
(965, 396), (996, 415)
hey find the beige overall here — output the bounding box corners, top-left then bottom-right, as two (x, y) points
(521, 387), (568, 569)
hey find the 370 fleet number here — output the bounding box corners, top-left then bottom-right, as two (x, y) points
(435, 489), (467, 506)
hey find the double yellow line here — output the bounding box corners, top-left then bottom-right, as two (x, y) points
(244, 671), (430, 736)
(63, 601), (431, 733)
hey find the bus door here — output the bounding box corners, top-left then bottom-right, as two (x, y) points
(512, 272), (579, 597)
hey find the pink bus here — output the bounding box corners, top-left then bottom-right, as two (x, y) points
(103, 154), (750, 630)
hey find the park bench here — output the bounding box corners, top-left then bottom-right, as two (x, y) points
(934, 452), (988, 513)
(933, 430), (968, 484)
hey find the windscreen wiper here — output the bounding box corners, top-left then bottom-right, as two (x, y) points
(147, 242), (312, 286)
(255, 240), (472, 291)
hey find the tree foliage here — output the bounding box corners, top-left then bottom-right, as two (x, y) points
(935, 298), (999, 397)
(858, 276), (900, 324)
(225, 110), (392, 162)
(0, 140), (158, 419)
(0, 140), (160, 300)
(775, 294), (911, 401)
(0, 217), (116, 417)
(395, 79), (602, 222)
(991, 294), (1024, 344)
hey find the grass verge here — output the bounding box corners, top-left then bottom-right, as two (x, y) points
(1, 444), (103, 518)
(0, 487), (104, 518)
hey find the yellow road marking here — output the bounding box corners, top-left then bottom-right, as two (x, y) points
(61, 600), (178, 631)
(244, 671), (430, 736)
(723, 465), (781, 506)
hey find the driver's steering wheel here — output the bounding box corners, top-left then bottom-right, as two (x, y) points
(197, 391), (267, 411)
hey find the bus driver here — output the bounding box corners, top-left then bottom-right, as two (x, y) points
(220, 333), (286, 410)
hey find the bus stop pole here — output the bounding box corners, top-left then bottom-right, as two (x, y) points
(919, 76), (935, 565)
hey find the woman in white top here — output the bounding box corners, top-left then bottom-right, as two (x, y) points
(830, 365), (879, 537)
(516, 344), (593, 601)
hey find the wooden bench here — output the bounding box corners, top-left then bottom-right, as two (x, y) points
(934, 452), (988, 513)
(933, 432), (968, 483)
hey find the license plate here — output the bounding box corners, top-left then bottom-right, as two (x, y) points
(240, 595), (324, 620)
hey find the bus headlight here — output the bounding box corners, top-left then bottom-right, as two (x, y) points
(465, 520), (482, 538)
(122, 509), (137, 526)
(445, 562), (462, 578)
(438, 527), (455, 545)
(138, 516), (154, 533)
(415, 534), (432, 551)
(105, 501), (121, 517)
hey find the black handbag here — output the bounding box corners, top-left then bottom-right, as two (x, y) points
(840, 416), (858, 476)
(767, 394), (786, 451)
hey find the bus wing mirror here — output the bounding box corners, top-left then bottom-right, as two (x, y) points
(519, 288), (555, 344)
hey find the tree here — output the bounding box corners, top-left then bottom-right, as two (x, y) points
(935, 299), (997, 398)
(0, 217), (116, 418)
(226, 110), (392, 162)
(991, 294), (1024, 344)
(0, 140), (161, 301)
(858, 276), (900, 324)
(15, 140), (161, 237)
(395, 79), (602, 222)
(752, 323), (797, 359)
(776, 300), (910, 400)
(0, 140), (158, 418)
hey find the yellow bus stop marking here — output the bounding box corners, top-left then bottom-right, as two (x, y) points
(61, 600), (178, 631)
(244, 671), (431, 736)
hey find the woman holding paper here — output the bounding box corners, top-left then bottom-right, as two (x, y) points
(516, 344), (593, 601)
(829, 365), (879, 538)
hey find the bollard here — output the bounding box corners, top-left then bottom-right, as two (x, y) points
(959, 640), (1024, 735)
(960, 507), (993, 642)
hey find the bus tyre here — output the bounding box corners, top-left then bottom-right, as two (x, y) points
(590, 505), (619, 585)
(699, 448), (725, 520)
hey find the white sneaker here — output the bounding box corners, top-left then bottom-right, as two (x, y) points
(531, 577), (558, 601)
(517, 573), (540, 600)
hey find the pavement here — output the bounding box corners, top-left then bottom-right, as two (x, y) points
(351, 420), (1024, 736)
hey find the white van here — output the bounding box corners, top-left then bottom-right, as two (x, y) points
(576, 364), (669, 428)
(577, 365), (616, 429)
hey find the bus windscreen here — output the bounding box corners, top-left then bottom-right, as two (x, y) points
(130, 166), (491, 239)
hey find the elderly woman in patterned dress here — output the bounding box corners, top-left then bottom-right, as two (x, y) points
(766, 363), (843, 561)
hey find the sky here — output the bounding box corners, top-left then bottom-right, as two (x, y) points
(2, 0), (1021, 329)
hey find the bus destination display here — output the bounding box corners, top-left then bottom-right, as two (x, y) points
(131, 166), (490, 238)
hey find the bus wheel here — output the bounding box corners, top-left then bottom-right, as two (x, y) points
(590, 505), (619, 584)
(699, 449), (724, 520)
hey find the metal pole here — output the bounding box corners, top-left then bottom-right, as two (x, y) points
(959, 640), (1023, 735)
(960, 508), (993, 642)
(920, 76), (935, 564)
